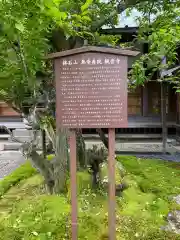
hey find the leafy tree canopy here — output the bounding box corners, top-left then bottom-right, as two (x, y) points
(127, 0), (180, 86)
(0, 0), (120, 113)
(1, 0), (180, 113)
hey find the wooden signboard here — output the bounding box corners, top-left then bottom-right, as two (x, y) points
(48, 46), (139, 240)
(55, 52), (127, 128)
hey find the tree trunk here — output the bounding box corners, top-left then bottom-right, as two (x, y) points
(53, 128), (69, 193)
(28, 149), (55, 194)
(96, 128), (109, 149)
(42, 129), (46, 158)
(23, 126), (69, 194)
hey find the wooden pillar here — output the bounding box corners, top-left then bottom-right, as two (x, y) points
(167, 84), (170, 119)
(69, 130), (78, 240)
(42, 129), (46, 159)
(108, 128), (116, 240)
(161, 82), (167, 153)
(142, 83), (148, 116)
(176, 93), (180, 142)
(176, 92), (180, 124)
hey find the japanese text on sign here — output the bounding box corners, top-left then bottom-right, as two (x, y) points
(56, 52), (127, 128)
(62, 57), (121, 66)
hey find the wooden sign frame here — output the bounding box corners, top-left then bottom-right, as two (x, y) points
(48, 46), (139, 240)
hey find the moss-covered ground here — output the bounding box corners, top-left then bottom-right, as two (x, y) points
(0, 156), (179, 239)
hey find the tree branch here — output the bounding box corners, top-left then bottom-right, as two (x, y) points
(90, 0), (146, 31)
(7, 35), (29, 81)
(96, 129), (109, 149)
(0, 126), (24, 143)
(17, 36), (29, 81)
(91, 0), (176, 31)
(91, 1), (126, 32)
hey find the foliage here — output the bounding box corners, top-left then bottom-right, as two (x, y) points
(0, 156), (180, 239)
(0, 0), (50, 113)
(0, 0), (120, 110)
(1, 0), (180, 196)
(0, 0), (122, 195)
(1, 0), (180, 103)
(129, 1), (180, 87)
(0, 0), (120, 98)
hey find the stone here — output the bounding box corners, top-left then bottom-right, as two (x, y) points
(173, 195), (180, 205)
(115, 183), (128, 196)
(13, 129), (35, 137)
(167, 138), (176, 145)
(164, 211), (180, 234)
(162, 195), (180, 234)
(161, 210), (180, 234)
(0, 143), (4, 151)
(4, 143), (23, 151)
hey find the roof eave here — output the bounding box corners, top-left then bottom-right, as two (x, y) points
(47, 46), (140, 60)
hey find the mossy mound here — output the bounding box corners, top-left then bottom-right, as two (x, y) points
(0, 156), (179, 239)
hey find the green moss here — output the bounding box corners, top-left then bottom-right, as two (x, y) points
(115, 156), (180, 239)
(101, 162), (123, 184)
(77, 171), (91, 193)
(0, 161), (36, 198)
(0, 156), (179, 239)
(0, 175), (44, 215)
(67, 171), (91, 201)
(47, 154), (55, 161)
(0, 195), (70, 240)
(117, 156), (180, 198)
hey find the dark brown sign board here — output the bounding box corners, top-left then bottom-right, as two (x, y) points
(48, 46), (139, 240)
(48, 46), (139, 129)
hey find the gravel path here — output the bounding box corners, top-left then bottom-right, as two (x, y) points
(0, 151), (25, 179)
(131, 153), (180, 162)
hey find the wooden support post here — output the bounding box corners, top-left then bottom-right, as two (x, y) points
(108, 128), (116, 240)
(176, 93), (180, 141)
(177, 93), (180, 124)
(42, 129), (46, 159)
(161, 82), (167, 154)
(69, 130), (78, 240)
(142, 83), (148, 116)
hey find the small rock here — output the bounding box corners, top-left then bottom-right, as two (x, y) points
(101, 182), (128, 197)
(173, 195), (180, 205)
(163, 211), (180, 234)
(115, 183), (128, 196)
(102, 176), (108, 184)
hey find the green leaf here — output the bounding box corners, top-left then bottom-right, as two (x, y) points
(81, 10), (89, 16)
(81, 0), (93, 13)
(15, 23), (24, 33)
(82, 15), (91, 22)
(32, 231), (38, 236)
(72, 14), (82, 21)
(59, 11), (68, 20)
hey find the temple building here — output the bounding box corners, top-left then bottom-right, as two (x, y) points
(1, 25), (180, 153)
